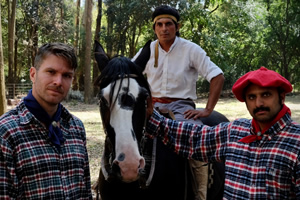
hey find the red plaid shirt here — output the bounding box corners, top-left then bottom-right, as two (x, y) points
(0, 101), (92, 199)
(147, 109), (300, 199)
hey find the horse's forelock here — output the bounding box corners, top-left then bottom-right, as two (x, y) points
(97, 56), (151, 101)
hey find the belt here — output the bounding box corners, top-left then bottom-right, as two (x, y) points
(152, 97), (190, 104)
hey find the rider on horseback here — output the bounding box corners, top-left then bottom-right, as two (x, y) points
(133, 5), (225, 200)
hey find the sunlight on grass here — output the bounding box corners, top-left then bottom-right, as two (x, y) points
(195, 98), (251, 121)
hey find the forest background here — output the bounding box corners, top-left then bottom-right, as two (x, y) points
(0, 0), (300, 115)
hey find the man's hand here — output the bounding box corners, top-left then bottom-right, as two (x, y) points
(184, 108), (212, 120)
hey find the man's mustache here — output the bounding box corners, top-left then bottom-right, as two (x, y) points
(253, 106), (270, 114)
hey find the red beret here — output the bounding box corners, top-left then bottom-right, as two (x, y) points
(232, 67), (293, 102)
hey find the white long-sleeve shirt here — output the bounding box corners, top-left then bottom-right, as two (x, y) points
(133, 37), (223, 100)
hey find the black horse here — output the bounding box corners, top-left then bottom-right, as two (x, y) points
(93, 40), (228, 200)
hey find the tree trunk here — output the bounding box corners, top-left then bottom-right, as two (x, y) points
(72, 0), (81, 91)
(83, 0), (93, 103)
(7, 0), (16, 84)
(0, 4), (7, 115)
(14, 37), (18, 82)
(106, 1), (114, 57)
(60, 0), (66, 43)
(74, 0), (81, 54)
(93, 0), (102, 96)
(30, 0), (39, 66)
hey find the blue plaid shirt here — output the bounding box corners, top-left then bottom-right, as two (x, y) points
(0, 101), (92, 199)
(147, 109), (300, 199)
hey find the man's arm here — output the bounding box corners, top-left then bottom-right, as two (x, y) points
(184, 73), (225, 119)
(146, 109), (228, 162)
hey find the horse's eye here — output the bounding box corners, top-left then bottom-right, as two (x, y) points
(118, 93), (135, 110)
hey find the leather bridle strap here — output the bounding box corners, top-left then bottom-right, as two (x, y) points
(154, 41), (159, 68)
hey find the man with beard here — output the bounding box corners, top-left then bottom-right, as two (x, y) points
(0, 43), (92, 199)
(146, 67), (300, 199)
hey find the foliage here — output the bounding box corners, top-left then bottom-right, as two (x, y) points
(1, 0), (299, 96)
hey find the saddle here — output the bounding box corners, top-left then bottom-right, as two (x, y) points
(156, 107), (176, 120)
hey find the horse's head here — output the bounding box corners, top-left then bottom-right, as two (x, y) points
(94, 41), (152, 183)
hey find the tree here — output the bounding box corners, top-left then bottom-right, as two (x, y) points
(29, 0), (39, 67)
(93, 0), (102, 96)
(0, 2), (7, 115)
(74, 0), (81, 54)
(263, 0), (300, 82)
(83, 0), (93, 103)
(7, 0), (16, 84)
(1, 0), (299, 97)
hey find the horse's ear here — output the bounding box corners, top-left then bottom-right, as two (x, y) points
(94, 40), (110, 72)
(134, 40), (151, 72)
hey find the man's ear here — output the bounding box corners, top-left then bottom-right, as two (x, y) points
(177, 23), (182, 31)
(280, 92), (286, 105)
(29, 67), (36, 83)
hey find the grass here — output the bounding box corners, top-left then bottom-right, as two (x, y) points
(63, 95), (300, 186)
(195, 94), (300, 122)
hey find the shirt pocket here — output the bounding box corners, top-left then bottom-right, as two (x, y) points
(265, 167), (292, 199)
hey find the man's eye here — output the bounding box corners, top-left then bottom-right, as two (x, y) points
(47, 70), (55, 74)
(63, 74), (72, 79)
(248, 95), (255, 100)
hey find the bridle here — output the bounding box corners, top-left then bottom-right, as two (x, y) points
(98, 74), (156, 188)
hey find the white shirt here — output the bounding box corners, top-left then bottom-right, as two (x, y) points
(133, 37), (223, 100)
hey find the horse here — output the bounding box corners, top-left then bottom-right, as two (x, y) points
(93, 40), (228, 200)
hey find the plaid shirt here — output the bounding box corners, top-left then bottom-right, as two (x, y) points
(147, 109), (300, 199)
(0, 101), (92, 199)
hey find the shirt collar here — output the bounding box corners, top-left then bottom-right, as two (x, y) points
(168, 36), (179, 52)
(18, 100), (73, 125)
(157, 36), (179, 53)
(250, 108), (292, 138)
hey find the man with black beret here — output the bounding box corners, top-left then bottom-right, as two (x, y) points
(133, 5), (224, 200)
(146, 67), (300, 199)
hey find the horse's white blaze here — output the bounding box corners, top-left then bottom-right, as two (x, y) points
(102, 78), (145, 182)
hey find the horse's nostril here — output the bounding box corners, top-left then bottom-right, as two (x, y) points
(113, 160), (119, 166)
(139, 158), (145, 169)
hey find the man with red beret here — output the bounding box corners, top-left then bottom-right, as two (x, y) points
(146, 67), (300, 199)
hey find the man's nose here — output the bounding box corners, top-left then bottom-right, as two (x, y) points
(53, 75), (63, 85)
(162, 24), (167, 30)
(255, 97), (264, 107)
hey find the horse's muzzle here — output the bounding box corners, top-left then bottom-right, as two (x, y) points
(112, 156), (145, 183)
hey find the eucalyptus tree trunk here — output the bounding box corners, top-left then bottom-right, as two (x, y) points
(72, 0), (81, 91)
(83, 0), (93, 103)
(74, 0), (81, 54)
(30, 0), (39, 67)
(0, 4), (7, 115)
(7, 0), (16, 84)
(93, 0), (102, 96)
